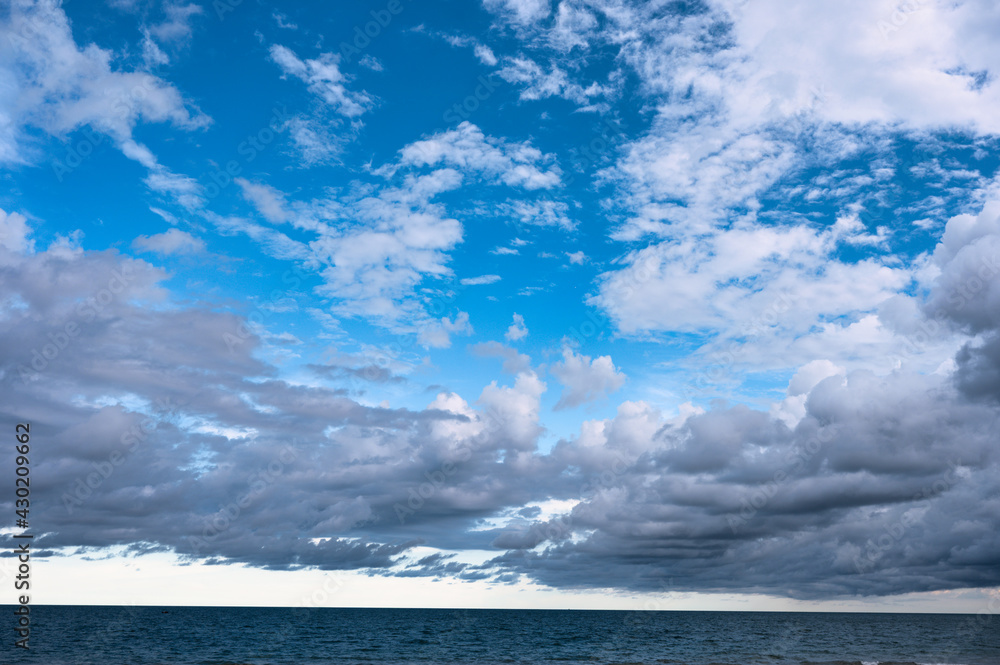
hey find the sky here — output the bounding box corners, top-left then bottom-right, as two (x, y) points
(0, 0), (999, 612)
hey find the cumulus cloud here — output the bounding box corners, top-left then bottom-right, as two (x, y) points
(925, 200), (1000, 402)
(478, 371), (547, 452)
(0, 238), (550, 572)
(5, 0), (1000, 607)
(0, 208), (34, 258)
(477, 195), (1000, 597)
(505, 313), (528, 341)
(3, 200), (1000, 599)
(550, 348), (626, 409)
(592, 221), (909, 357)
(924, 200), (1000, 335)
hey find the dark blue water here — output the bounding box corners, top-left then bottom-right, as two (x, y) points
(2, 606), (998, 665)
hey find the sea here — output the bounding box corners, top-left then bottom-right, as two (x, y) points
(3, 606), (998, 665)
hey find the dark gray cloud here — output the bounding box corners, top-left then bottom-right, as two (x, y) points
(483, 372), (999, 598)
(2, 212), (1000, 600)
(955, 333), (1000, 401)
(474, 201), (1000, 598)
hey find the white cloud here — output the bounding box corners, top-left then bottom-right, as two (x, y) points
(492, 246), (519, 256)
(505, 313), (528, 341)
(396, 122), (561, 190)
(202, 211), (311, 263)
(566, 250), (585, 264)
(0, 1), (210, 164)
(461, 274), (502, 286)
(436, 33), (499, 67)
(132, 228), (206, 255)
(497, 56), (611, 106)
(149, 2), (203, 44)
(237, 179), (289, 224)
(143, 165), (204, 210)
(418, 311), (474, 349)
(592, 220), (914, 373)
(483, 0), (552, 26)
(550, 348), (626, 410)
(924, 199), (1000, 334)
(269, 44), (372, 117)
(611, 126), (797, 238)
(149, 207), (179, 226)
(478, 371), (547, 450)
(709, 0), (1000, 133)
(555, 399), (664, 466)
(307, 173), (465, 323)
(550, 1), (598, 51)
(272, 11), (298, 30)
(0, 209), (34, 259)
(217, 124), (563, 335)
(474, 44), (499, 66)
(359, 54), (384, 71)
(283, 115), (344, 166)
(487, 0), (1000, 242)
(141, 31), (170, 67)
(788, 360), (848, 398)
(772, 359), (849, 427)
(501, 199), (574, 229)
(833, 213), (891, 248)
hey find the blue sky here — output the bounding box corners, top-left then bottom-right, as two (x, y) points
(1, 0), (1000, 611)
